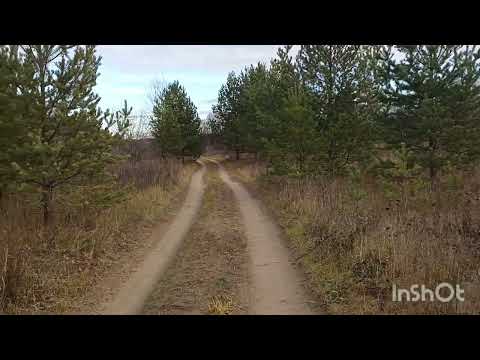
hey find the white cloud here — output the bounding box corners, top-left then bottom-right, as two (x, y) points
(97, 45), (283, 74)
(95, 45), (297, 118)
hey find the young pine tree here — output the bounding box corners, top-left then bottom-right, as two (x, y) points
(265, 84), (319, 175)
(258, 46), (319, 174)
(297, 45), (378, 176)
(212, 72), (244, 160)
(378, 45), (480, 190)
(0, 46), (31, 197)
(150, 81), (201, 161)
(7, 45), (128, 228)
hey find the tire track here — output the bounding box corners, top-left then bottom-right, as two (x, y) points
(141, 162), (249, 315)
(204, 157), (314, 315)
(102, 160), (206, 315)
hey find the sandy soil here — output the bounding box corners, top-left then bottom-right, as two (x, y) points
(71, 176), (195, 315)
(205, 158), (314, 315)
(79, 156), (315, 315)
(141, 162), (249, 314)
(100, 161), (206, 314)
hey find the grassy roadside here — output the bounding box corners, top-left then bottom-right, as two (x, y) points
(142, 163), (249, 315)
(0, 162), (198, 314)
(223, 159), (480, 314)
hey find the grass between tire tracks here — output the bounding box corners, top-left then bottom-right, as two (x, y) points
(142, 163), (249, 315)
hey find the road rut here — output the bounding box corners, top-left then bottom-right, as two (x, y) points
(102, 161), (206, 314)
(205, 158), (313, 315)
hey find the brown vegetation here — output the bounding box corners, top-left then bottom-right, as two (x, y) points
(141, 164), (249, 315)
(224, 158), (480, 314)
(0, 157), (197, 314)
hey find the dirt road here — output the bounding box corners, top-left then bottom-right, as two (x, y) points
(99, 157), (314, 315)
(141, 162), (249, 314)
(204, 158), (313, 314)
(102, 160), (206, 315)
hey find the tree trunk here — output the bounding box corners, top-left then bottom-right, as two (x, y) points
(41, 186), (53, 229)
(236, 149), (240, 160)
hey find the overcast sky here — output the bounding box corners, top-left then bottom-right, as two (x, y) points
(95, 45), (295, 119)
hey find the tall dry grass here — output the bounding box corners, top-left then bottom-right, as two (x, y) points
(116, 158), (183, 190)
(225, 159), (480, 314)
(0, 158), (198, 314)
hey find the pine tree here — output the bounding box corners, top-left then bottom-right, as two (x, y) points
(212, 72), (243, 160)
(237, 62), (275, 158)
(297, 45), (378, 176)
(378, 45), (480, 190)
(264, 84), (319, 175)
(252, 46), (318, 174)
(114, 100), (133, 138)
(213, 48), (304, 162)
(5, 45), (127, 227)
(0, 46), (30, 196)
(150, 81), (201, 161)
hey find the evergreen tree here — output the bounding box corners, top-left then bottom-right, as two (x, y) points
(378, 45), (480, 189)
(256, 46), (319, 174)
(297, 45), (378, 176)
(237, 62), (275, 158)
(0, 46), (30, 196)
(212, 47), (305, 162)
(3, 45), (128, 227)
(212, 72), (243, 159)
(114, 99), (133, 138)
(264, 84), (319, 175)
(150, 81), (201, 161)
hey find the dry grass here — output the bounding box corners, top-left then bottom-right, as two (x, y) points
(0, 159), (198, 314)
(141, 165), (249, 315)
(224, 159), (480, 314)
(116, 158), (183, 190)
(208, 295), (234, 315)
